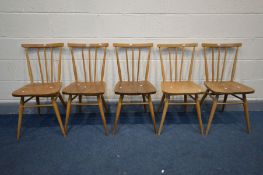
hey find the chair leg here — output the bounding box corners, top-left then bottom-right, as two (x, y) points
(205, 95), (219, 136)
(36, 96), (40, 115)
(158, 95), (169, 135)
(113, 95), (124, 135)
(17, 97), (24, 140)
(59, 93), (66, 109)
(184, 95), (188, 112)
(221, 94), (228, 112)
(200, 89), (209, 106)
(157, 94), (165, 112)
(64, 95), (72, 134)
(101, 95), (109, 113)
(242, 94), (251, 133)
(97, 95), (109, 135)
(195, 95), (204, 135)
(52, 98), (66, 137)
(142, 95), (147, 112)
(147, 95), (157, 134)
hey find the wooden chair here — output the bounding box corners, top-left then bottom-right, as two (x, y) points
(62, 43), (109, 135)
(200, 43), (255, 135)
(112, 43), (157, 134)
(12, 43), (66, 140)
(157, 43), (204, 135)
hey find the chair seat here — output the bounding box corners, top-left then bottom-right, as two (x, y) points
(114, 81), (156, 95)
(161, 81), (205, 95)
(62, 82), (105, 95)
(205, 81), (255, 94)
(12, 82), (62, 97)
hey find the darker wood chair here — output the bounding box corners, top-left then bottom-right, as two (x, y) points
(12, 43), (66, 140)
(112, 43), (157, 134)
(62, 43), (109, 135)
(200, 43), (255, 135)
(157, 43), (204, 135)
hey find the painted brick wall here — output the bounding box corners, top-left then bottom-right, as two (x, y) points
(0, 0), (263, 102)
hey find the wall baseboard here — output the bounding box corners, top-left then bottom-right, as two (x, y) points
(0, 100), (262, 115)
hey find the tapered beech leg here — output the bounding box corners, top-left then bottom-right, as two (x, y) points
(113, 95), (124, 135)
(195, 95), (204, 135)
(64, 95), (72, 134)
(242, 94), (251, 133)
(17, 97), (24, 140)
(97, 95), (109, 135)
(52, 98), (66, 137)
(205, 95), (219, 136)
(158, 95), (169, 135)
(148, 95), (157, 133)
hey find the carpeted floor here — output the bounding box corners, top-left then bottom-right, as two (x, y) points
(0, 104), (262, 175)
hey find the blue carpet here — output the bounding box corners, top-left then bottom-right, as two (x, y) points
(0, 104), (262, 175)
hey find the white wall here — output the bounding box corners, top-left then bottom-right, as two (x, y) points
(0, 0), (263, 102)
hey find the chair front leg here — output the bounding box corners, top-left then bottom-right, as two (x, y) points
(52, 97), (66, 137)
(64, 95), (72, 134)
(205, 95), (219, 136)
(112, 95), (124, 135)
(147, 95), (157, 134)
(195, 94), (204, 135)
(97, 95), (109, 135)
(158, 94), (170, 135)
(242, 94), (251, 133)
(17, 97), (25, 140)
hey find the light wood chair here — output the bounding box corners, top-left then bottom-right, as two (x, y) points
(62, 43), (109, 135)
(12, 43), (66, 140)
(112, 43), (157, 134)
(157, 43), (204, 135)
(200, 43), (255, 135)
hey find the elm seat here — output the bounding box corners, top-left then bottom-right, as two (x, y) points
(204, 81), (254, 94)
(161, 81), (205, 95)
(12, 83), (62, 97)
(114, 81), (156, 95)
(62, 82), (105, 95)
